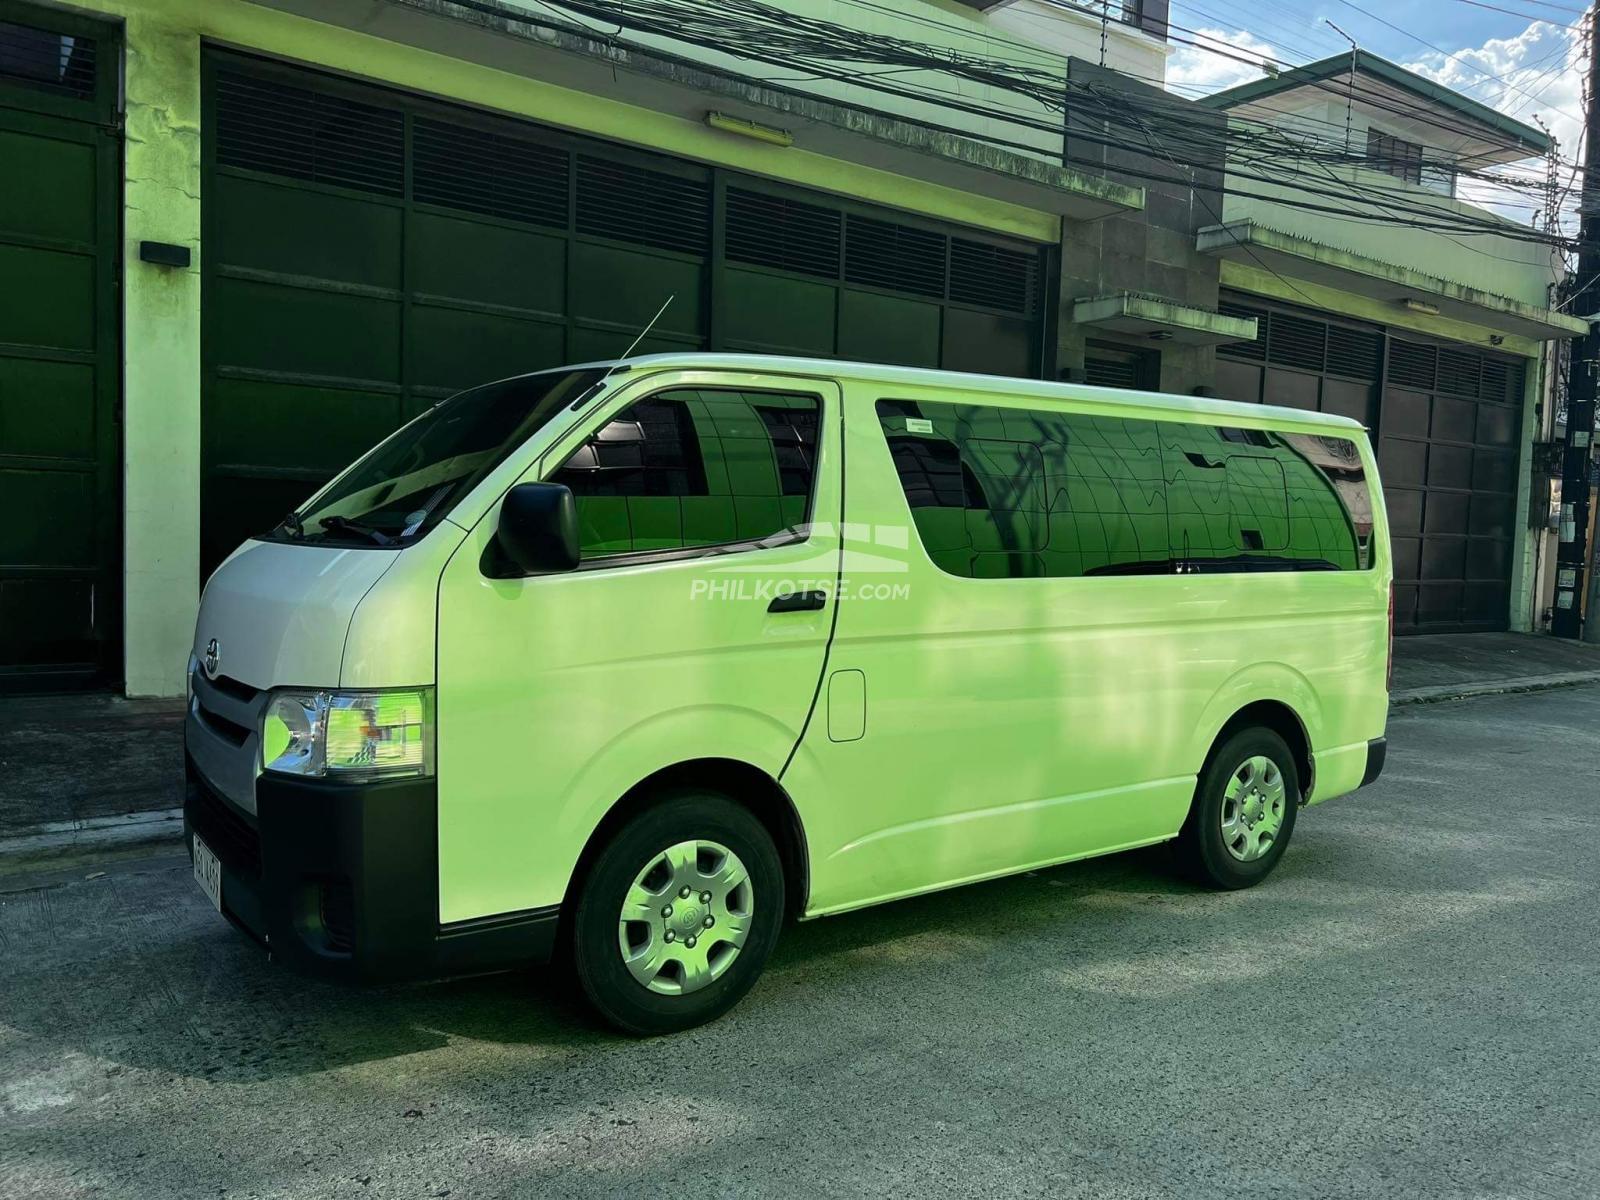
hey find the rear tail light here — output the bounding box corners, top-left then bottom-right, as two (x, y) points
(1386, 582), (1395, 691)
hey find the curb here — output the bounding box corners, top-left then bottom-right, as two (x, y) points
(1390, 671), (1600, 707)
(0, 808), (185, 873)
(3, 672), (1598, 869)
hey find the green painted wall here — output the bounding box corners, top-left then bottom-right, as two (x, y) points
(1219, 163), (1561, 309)
(121, 9), (201, 697)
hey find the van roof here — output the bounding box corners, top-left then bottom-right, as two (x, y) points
(543, 353), (1369, 435)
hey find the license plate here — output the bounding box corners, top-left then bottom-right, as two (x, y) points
(192, 835), (223, 913)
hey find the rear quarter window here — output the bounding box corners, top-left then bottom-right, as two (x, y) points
(876, 398), (1373, 577)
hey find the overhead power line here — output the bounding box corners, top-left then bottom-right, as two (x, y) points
(440, 0), (1590, 251)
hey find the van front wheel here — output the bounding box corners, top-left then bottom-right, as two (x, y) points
(571, 791), (785, 1035)
(1175, 728), (1300, 889)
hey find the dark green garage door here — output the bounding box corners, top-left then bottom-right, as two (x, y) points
(201, 53), (1049, 576)
(1215, 296), (1526, 634)
(0, 6), (120, 692)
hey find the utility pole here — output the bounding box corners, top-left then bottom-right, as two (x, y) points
(1555, 9), (1600, 638)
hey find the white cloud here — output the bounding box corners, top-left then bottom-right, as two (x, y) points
(1403, 20), (1584, 235)
(1166, 27), (1284, 95)
(1403, 19), (1583, 149)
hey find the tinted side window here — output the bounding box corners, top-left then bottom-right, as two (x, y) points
(876, 399), (1168, 579)
(877, 399), (1372, 577)
(550, 388), (819, 558)
(1280, 433), (1373, 570)
(1168, 425), (1369, 571)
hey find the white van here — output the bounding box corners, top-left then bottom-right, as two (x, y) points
(186, 355), (1391, 1034)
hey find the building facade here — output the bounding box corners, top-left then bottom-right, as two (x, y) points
(1, 0), (1170, 696)
(1198, 52), (1585, 634)
(0, 2), (1574, 698)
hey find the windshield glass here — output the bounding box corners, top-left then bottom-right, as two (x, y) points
(266, 368), (609, 548)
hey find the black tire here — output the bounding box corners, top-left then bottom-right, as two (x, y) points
(570, 790), (784, 1036)
(1175, 727), (1300, 890)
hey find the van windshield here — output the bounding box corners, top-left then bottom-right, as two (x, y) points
(267, 368), (609, 549)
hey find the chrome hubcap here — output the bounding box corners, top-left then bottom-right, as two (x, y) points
(1220, 755), (1287, 862)
(617, 839), (753, 995)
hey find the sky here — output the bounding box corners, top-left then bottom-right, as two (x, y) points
(1165, 0), (1588, 236)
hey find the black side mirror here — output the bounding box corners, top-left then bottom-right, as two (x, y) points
(495, 482), (580, 575)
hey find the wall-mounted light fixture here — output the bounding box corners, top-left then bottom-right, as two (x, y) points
(705, 111), (794, 148)
(1489, 334), (1505, 345)
(1148, 331), (1173, 341)
(1399, 298), (1441, 316)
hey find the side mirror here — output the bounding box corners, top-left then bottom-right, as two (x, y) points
(495, 482), (580, 575)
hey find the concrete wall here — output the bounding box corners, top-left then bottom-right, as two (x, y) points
(1220, 164), (1560, 308)
(1217, 102), (1561, 309)
(1057, 58), (1221, 394)
(120, 5), (202, 698)
(986, 0), (1168, 84)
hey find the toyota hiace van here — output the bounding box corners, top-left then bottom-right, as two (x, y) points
(185, 354), (1391, 1034)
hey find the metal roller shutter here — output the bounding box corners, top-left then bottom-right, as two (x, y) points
(200, 53), (1051, 578)
(0, 6), (121, 690)
(1217, 294), (1526, 633)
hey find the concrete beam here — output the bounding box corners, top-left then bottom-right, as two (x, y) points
(1198, 220), (1587, 342)
(1071, 292), (1258, 347)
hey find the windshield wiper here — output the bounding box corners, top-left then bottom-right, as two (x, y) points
(279, 511), (304, 540)
(318, 515), (395, 547)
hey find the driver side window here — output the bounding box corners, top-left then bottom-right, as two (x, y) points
(548, 388), (820, 559)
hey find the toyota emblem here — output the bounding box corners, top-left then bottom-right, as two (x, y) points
(203, 638), (220, 679)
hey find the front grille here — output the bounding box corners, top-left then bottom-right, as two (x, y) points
(196, 702), (249, 747)
(188, 772), (261, 879)
(208, 673), (260, 704)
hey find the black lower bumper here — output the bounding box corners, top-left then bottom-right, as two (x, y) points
(183, 757), (558, 983)
(1359, 737), (1387, 788)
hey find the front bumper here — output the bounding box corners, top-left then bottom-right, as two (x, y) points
(183, 755), (557, 982)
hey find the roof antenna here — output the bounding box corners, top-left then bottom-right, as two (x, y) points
(618, 293), (675, 363)
(568, 293), (677, 412)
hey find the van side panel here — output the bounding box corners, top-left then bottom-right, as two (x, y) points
(792, 380), (1389, 917)
(432, 372), (845, 925)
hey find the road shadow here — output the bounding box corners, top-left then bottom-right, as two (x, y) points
(2, 843), (1203, 1084)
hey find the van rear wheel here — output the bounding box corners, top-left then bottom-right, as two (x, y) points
(1175, 727), (1300, 889)
(571, 791), (784, 1036)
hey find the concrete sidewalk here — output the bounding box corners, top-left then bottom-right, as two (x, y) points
(3, 631), (1599, 864)
(1388, 632), (1600, 704)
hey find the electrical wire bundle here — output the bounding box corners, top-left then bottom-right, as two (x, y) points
(443, 0), (1590, 256)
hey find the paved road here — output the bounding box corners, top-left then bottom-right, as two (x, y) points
(4, 688), (1599, 1199)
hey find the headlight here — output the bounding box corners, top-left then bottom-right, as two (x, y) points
(261, 688), (433, 781)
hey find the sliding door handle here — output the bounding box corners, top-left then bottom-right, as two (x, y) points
(768, 589), (827, 613)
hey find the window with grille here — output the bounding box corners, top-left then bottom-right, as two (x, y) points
(1365, 128), (1423, 185)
